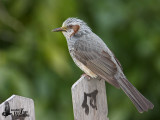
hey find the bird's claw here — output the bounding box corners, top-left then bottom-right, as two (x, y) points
(81, 73), (91, 79)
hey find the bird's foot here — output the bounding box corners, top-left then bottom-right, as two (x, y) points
(97, 76), (102, 81)
(81, 73), (91, 79)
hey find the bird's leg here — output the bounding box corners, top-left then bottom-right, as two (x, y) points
(97, 76), (102, 81)
(81, 73), (91, 79)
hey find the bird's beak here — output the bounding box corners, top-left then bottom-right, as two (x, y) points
(52, 27), (67, 32)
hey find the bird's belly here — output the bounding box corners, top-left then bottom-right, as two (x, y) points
(73, 58), (97, 78)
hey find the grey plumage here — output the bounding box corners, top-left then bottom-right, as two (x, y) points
(70, 33), (120, 88)
(53, 17), (154, 113)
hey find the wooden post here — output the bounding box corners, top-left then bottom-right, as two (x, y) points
(0, 95), (35, 120)
(72, 76), (109, 120)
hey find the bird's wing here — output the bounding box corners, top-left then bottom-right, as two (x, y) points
(74, 38), (120, 88)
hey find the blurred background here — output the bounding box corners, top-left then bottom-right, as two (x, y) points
(0, 0), (160, 120)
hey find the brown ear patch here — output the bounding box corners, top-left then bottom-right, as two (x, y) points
(70, 25), (80, 37)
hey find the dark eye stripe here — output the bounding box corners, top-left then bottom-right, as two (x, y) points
(68, 25), (73, 28)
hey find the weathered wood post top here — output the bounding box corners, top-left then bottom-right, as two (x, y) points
(72, 76), (109, 120)
(0, 95), (35, 120)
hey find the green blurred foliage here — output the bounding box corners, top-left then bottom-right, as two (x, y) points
(0, 0), (160, 120)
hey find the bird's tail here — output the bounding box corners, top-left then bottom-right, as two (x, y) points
(117, 77), (154, 113)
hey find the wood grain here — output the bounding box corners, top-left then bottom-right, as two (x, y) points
(72, 76), (109, 120)
(0, 95), (35, 120)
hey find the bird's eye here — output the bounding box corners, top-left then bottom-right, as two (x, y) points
(68, 25), (73, 28)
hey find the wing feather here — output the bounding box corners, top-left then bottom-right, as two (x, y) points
(73, 39), (120, 88)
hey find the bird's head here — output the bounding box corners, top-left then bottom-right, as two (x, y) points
(52, 18), (91, 39)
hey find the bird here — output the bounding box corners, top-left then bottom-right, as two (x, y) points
(52, 17), (154, 113)
(2, 101), (12, 118)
